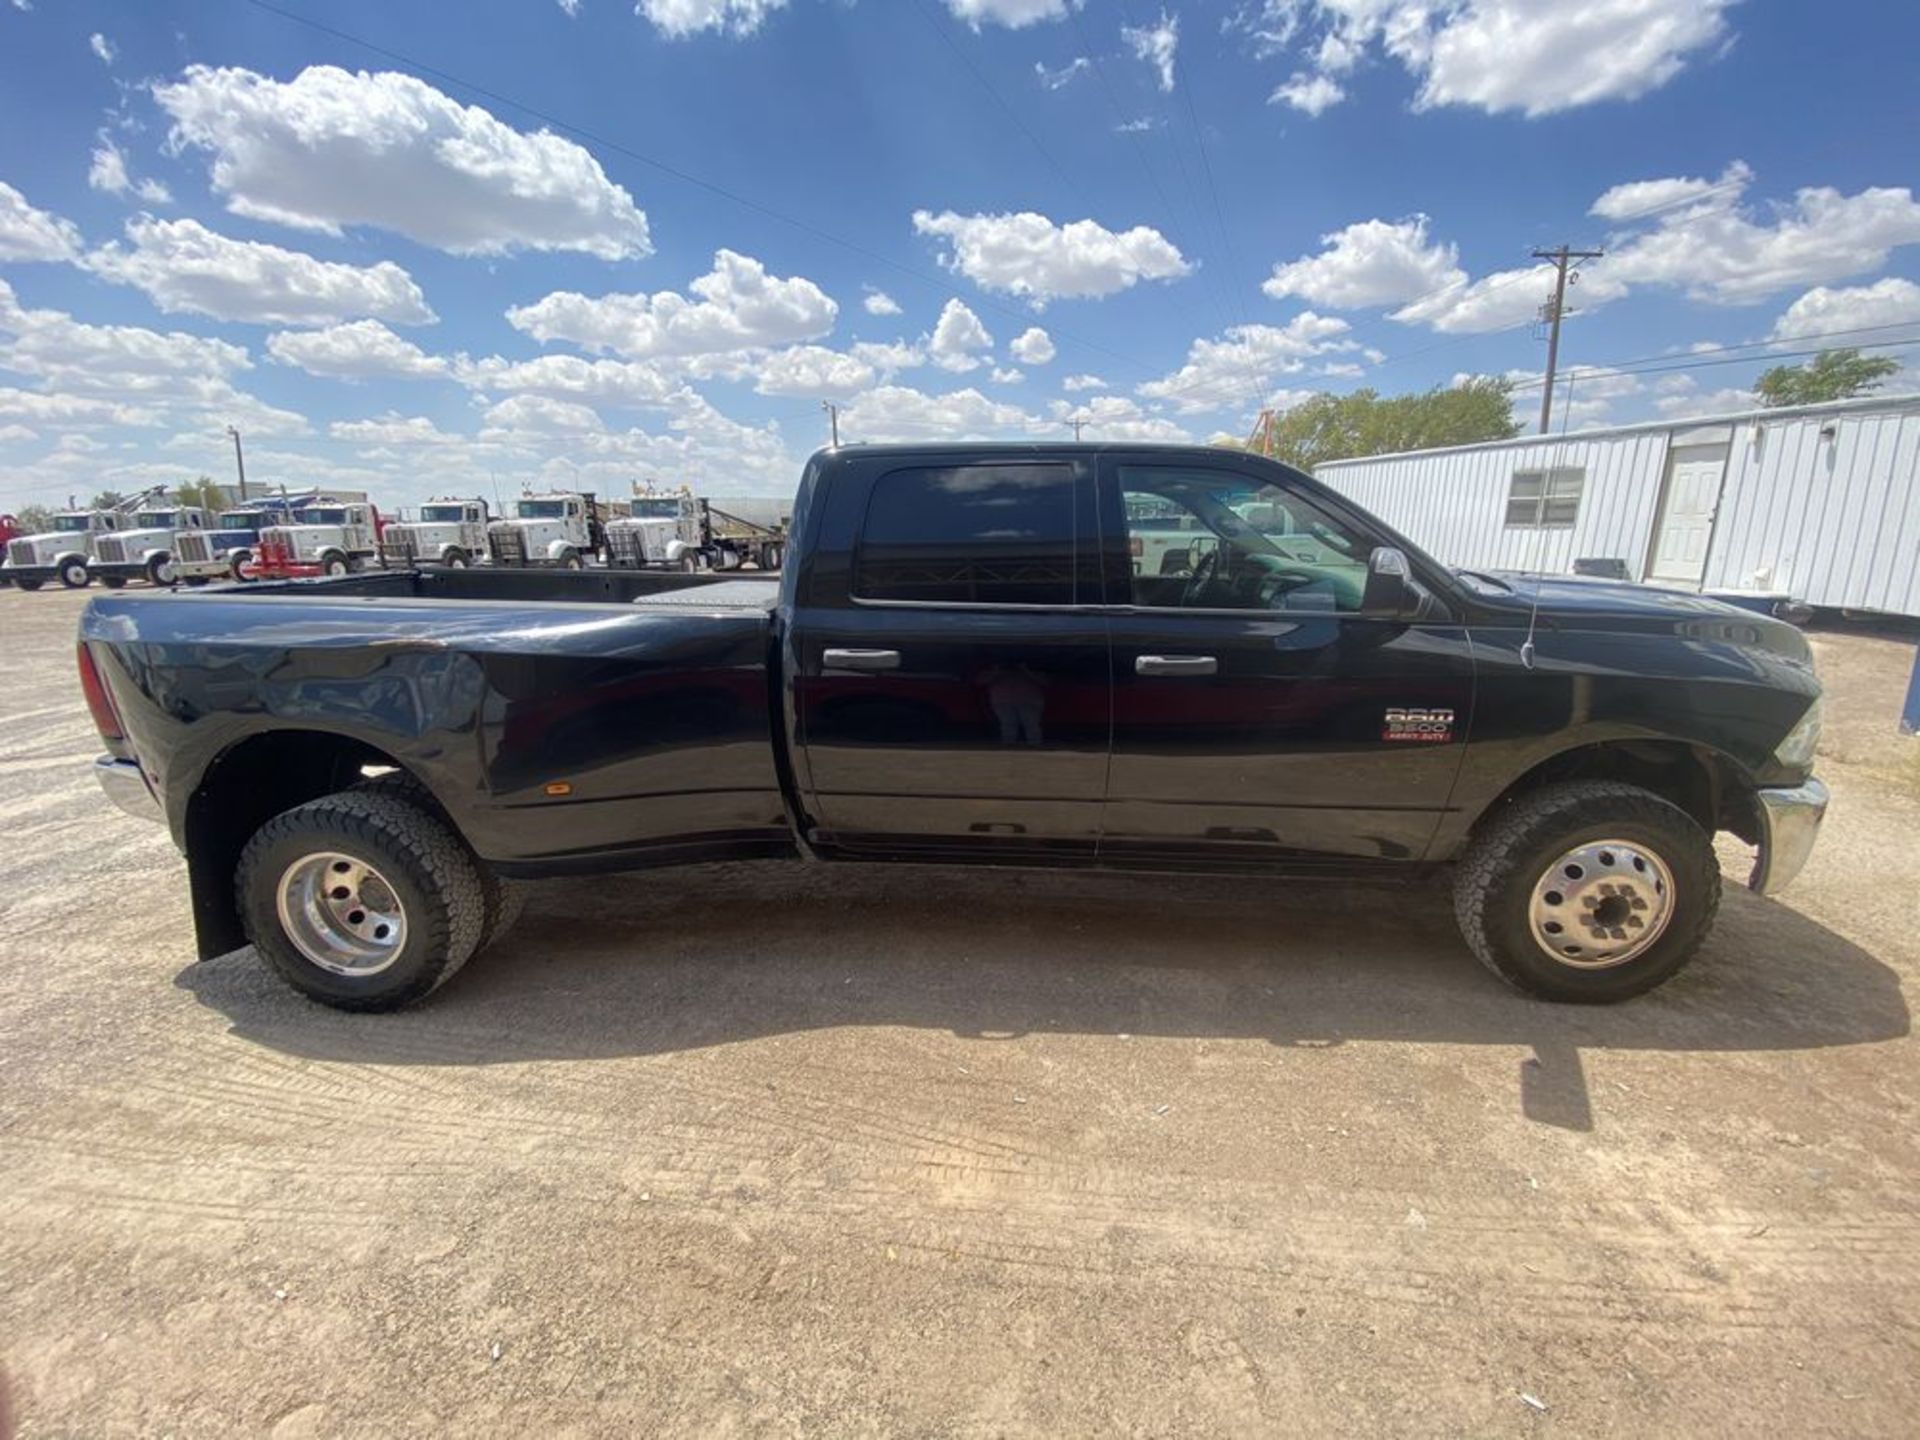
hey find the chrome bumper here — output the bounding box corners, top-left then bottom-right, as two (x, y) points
(1748, 777), (1829, 896)
(94, 756), (164, 824)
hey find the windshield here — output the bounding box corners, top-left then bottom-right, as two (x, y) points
(134, 512), (178, 529)
(630, 499), (681, 518)
(294, 508), (347, 525)
(420, 505), (470, 522)
(219, 512), (263, 530)
(53, 515), (92, 532)
(516, 500), (570, 519)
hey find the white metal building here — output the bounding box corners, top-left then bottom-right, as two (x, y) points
(1315, 394), (1920, 618)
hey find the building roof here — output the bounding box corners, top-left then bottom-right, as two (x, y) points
(1316, 391), (1920, 470)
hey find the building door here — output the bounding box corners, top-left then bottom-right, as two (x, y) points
(1648, 445), (1726, 586)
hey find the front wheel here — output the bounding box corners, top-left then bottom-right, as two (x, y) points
(1452, 781), (1720, 1003)
(229, 550), (253, 582)
(59, 558), (91, 589)
(236, 791), (487, 1011)
(443, 548), (469, 568)
(559, 548), (584, 571)
(320, 552), (350, 578)
(146, 555), (176, 586)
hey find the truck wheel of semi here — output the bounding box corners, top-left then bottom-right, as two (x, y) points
(80, 442), (1829, 1016)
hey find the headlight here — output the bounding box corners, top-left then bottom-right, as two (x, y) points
(1774, 695), (1823, 769)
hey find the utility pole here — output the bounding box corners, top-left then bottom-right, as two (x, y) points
(225, 424), (249, 502)
(1065, 415), (1086, 441)
(1532, 245), (1605, 434)
(820, 400), (840, 447)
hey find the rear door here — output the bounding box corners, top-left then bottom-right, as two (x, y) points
(1099, 457), (1474, 864)
(792, 455), (1110, 857)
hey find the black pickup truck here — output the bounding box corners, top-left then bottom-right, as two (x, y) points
(80, 443), (1827, 1011)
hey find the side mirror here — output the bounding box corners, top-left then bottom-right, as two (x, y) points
(1362, 546), (1420, 618)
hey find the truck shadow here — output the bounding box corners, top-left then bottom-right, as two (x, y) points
(177, 863), (1909, 1133)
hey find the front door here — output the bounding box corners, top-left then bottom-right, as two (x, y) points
(1099, 459), (1475, 864)
(1648, 447), (1726, 586)
(793, 456), (1110, 858)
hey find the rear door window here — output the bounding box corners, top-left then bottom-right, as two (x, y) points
(854, 463), (1081, 606)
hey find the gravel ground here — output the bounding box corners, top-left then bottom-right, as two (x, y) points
(2, 586), (1917, 1436)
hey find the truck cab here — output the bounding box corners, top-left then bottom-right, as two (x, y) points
(171, 502), (294, 584)
(381, 498), (491, 568)
(3, 509), (124, 590)
(89, 507), (211, 589)
(487, 493), (600, 569)
(606, 493), (702, 570)
(254, 500), (382, 579)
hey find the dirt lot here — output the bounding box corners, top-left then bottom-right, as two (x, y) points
(2, 585), (1917, 1436)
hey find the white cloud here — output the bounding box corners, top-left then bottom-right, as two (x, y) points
(1051, 393), (1190, 442)
(0, 182), (81, 263)
(454, 353), (685, 410)
(927, 298), (994, 372)
(88, 138), (173, 205)
(557, 0), (581, 15)
(848, 338), (929, 377)
(913, 209), (1190, 306)
(1061, 372), (1106, 392)
(1264, 216), (1464, 309)
(945, 0), (1076, 30)
(479, 395), (604, 434)
(1115, 117), (1163, 134)
(752, 344), (877, 399)
(1009, 325), (1056, 365)
(1122, 10), (1179, 93)
(1769, 278), (1920, 346)
(1248, 0), (1735, 119)
(1271, 72), (1344, 116)
(89, 32), (115, 65)
(990, 366), (1024, 385)
(330, 413), (464, 447)
(506, 249), (836, 358)
(636, 0), (788, 37)
(155, 65), (653, 259)
(862, 288), (903, 317)
(1035, 57), (1091, 90)
(0, 423), (37, 445)
(839, 384), (1041, 442)
(1601, 168), (1920, 304)
(1653, 377), (1758, 419)
(86, 217), (436, 326)
(1590, 161), (1751, 222)
(268, 320), (451, 380)
(1138, 314), (1354, 413)
(0, 278), (311, 437)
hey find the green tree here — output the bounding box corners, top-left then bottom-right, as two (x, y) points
(14, 503), (55, 534)
(174, 475), (229, 513)
(90, 489), (127, 511)
(1754, 348), (1900, 408)
(1250, 378), (1520, 471)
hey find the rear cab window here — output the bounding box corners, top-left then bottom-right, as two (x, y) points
(854, 463), (1085, 606)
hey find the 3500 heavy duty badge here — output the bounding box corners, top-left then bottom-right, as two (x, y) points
(1384, 707), (1455, 743)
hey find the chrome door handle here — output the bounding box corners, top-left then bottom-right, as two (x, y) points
(823, 648), (902, 671)
(1136, 654), (1217, 676)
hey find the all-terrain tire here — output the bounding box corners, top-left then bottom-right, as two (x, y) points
(236, 791), (486, 1011)
(1452, 780), (1720, 1003)
(59, 558), (91, 588)
(349, 772), (524, 954)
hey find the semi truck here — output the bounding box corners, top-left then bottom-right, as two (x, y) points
(251, 498), (384, 579)
(82, 442), (1828, 1013)
(4, 507), (128, 590)
(485, 492), (609, 569)
(607, 488), (791, 572)
(379, 497), (491, 568)
(89, 502), (215, 588)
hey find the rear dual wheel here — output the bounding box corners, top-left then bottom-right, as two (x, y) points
(237, 784), (523, 1011)
(1453, 781), (1719, 1003)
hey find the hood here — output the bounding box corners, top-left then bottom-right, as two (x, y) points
(111, 527), (175, 548)
(1476, 571), (1812, 662)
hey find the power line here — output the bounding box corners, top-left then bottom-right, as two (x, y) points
(1505, 335), (1920, 395)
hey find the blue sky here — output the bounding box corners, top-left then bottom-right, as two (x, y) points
(2, 0), (1918, 511)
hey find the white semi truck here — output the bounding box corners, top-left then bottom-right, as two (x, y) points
(606, 487), (791, 572)
(89, 504), (215, 588)
(2, 508), (127, 590)
(253, 498), (384, 579)
(379, 497), (491, 568)
(485, 492), (610, 569)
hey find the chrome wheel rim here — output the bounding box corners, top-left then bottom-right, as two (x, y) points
(275, 851), (409, 976)
(1527, 839), (1675, 969)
